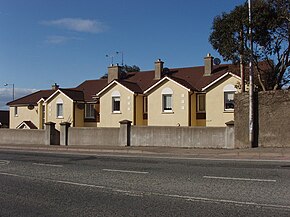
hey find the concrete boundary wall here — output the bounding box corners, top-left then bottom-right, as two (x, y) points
(0, 122), (59, 146)
(68, 127), (119, 146)
(0, 129), (46, 145)
(131, 126), (234, 149)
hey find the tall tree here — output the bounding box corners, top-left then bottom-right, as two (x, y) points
(209, 0), (289, 91)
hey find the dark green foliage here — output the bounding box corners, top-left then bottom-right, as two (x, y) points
(209, 0), (289, 90)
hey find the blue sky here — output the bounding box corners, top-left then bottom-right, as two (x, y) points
(0, 0), (245, 109)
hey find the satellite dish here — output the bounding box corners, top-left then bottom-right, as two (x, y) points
(77, 103), (84, 110)
(214, 58), (221, 65)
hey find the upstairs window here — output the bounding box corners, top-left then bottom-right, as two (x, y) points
(162, 88), (173, 112)
(223, 84), (237, 111)
(112, 91), (121, 113)
(56, 98), (63, 118)
(14, 106), (18, 116)
(197, 94), (206, 113)
(85, 104), (95, 119)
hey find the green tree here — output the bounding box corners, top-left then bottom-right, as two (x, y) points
(209, 0), (289, 91)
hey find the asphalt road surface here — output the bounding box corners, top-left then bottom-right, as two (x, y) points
(0, 150), (290, 217)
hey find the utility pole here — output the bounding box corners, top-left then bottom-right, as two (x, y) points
(248, 0), (254, 147)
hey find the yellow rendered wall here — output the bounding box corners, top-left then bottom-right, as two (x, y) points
(46, 92), (74, 130)
(148, 80), (189, 126)
(206, 76), (240, 126)
(99, 84), (134, 127)
(74, 104), (84, 127)
(9, 105), (39, 129)
(190, 93), (197, 126)
(135, 94), (144, 125)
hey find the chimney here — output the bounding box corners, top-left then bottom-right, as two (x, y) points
(154, 59), (164, 80)
(204, 53), (214, 76)
(108, 64), (121, 83)
(52, 83), (59, 90)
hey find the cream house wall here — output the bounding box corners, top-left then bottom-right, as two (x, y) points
(99, 84), (134, 127)
(45, 92), (74, 130)
(148, 80), (189, 126)
(9, 106), (39, 129)
(206, 75), (240, 127)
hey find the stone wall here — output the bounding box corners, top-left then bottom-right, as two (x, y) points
(235, 90), (290, 148)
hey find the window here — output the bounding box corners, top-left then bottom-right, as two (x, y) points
(163, 94), (172, 112)
(14, 106), (18, 116)
(42, 105), (45, 129)
(224, 92), (235, 110)
(56, 103), (63, 118)
(162, 88), (173, 112)
(112, 91), (121, 113)
(85, 104), (95, 119)
(223, 84), (237, 111)
(197, 94), (206, 113)
(56, 98), (64, 118)
(112, 97), (120, 112)
(143, 96), (148, 119)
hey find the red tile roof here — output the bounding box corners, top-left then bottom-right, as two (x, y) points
(7, 90), (55, 106)
(7, 63), (241, 106)
(75, 79), (108, 102)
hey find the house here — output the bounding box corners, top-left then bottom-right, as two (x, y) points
(7, 81), (107, 130)
(0, 110), (9, 128)
(7, 54), (241, 129)
(97, 54), (241, 127)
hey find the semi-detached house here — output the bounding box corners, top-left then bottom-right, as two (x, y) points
(7, 54), (241, 129)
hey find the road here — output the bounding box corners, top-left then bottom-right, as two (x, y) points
(0, 150), (290, 216)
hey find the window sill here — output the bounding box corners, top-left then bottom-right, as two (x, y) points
(57, 116), (64, 119)
(112, 111), (121, 114)
(224, 110), (234, 113)
(162, 111), (174, 114)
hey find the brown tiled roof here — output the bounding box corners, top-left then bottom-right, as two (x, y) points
(75, 79), (108, 101)
(59, 89), (84, 101)
(18, 121), (37, 129)
(124, 64), (234, 92)
(7, 90), (55, 106)
(118, 80), (143, 93)
(7, 63), (242, 106)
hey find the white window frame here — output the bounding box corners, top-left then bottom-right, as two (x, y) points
(14, 106), (18, 117)
(162, 88), (173, 113)
(111, 91), (121, 113)
(223, 84), (236, 111)
(85, 104), (95, 119)
(56, 98), (63, 118)
(197, 94), (206, 113)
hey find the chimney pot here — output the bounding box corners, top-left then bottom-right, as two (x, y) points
(52, 83), (59, 90)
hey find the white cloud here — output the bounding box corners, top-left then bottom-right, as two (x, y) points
(41, 18), (108, 33)
(0, 88), (37, 110)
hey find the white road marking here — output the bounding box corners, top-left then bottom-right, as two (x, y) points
(102, 169), (148, 174)
(0, 160), (10, 165)
(203, 175), (277, 183)
(0, 171), (289, 210)
(32, 163), (63, 167)
(0, 172), (22, 177)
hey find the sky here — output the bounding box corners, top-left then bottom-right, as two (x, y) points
(0, 0), (246, 109)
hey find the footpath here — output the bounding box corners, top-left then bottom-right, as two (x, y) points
(1, 144), (290, 161)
